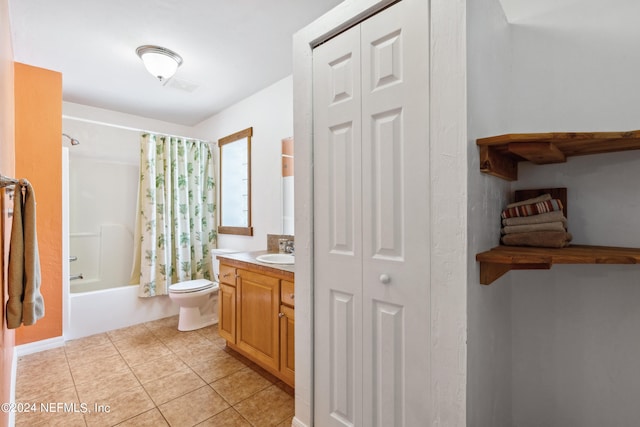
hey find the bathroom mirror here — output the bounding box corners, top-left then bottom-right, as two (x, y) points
(218, 127), (253, 236)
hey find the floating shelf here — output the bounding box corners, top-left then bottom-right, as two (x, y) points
(476, 245), (640, 285)
(477, 130), (640, 180)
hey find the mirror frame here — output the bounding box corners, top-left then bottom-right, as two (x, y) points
(218, 127), (253, 236)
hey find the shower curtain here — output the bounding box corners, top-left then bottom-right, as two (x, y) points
(131, 134), (217, 297)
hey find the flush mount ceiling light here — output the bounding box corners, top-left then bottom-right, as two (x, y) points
(136, 45), (183, 83)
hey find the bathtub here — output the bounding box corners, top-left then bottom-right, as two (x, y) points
(66, 284), (179, 340)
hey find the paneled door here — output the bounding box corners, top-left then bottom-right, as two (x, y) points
(313, 1), (430, 425)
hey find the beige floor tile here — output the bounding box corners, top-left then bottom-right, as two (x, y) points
(16, 361), (74, 400)
(70, 353), (130, 386)
(197, 407), (251, 427)
(234, 384), (294, 427)
(210, 367), (273, 405)
(144, 316), (179, 330)
(163, 332), (212, 352)
(149, 325), (182, 341)
(15, 385), (84, 427)
(276, 415), (295, 427)
(75, 369), (141, 403)
(118, 340), (173, 367)
(112, 332), (163, 353)
(142, 369), (206, 405)
(106, 323), (151, 342)
(65, 342), (120, 369)
(274, 381), (295, 397)
(188, 352), (247, 383)
(173, 342), (226, 365)
(84, 385), (155, 427)
(18, 346), (67, 367)
(159, 385), (229, 427)
(196, 325), (227, 345)
(20, 412), (87, 427)
(115, 408), (169, 426)
(16, 319), (293, 427)
(64, 333), (111, 352)
(130, 353), (190, 384)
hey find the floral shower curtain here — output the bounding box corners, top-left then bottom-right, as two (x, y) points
(131, 134), (217, 297)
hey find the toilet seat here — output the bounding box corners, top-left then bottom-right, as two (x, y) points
(169, 279), (216, 294)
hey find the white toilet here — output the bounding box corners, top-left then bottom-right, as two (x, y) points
(168, 248), (238, 331)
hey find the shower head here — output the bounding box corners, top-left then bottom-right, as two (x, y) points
(62, 133), (80, 146)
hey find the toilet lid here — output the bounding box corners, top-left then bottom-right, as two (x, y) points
(169, 279), (215, 293)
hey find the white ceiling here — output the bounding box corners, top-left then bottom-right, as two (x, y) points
(11, 0), (636, 127)
(500, 0), (640, 31)
(8, 0), (343, 126)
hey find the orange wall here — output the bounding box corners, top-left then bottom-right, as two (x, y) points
(14, 63), (63, 345)
(0, 0), (16, 419)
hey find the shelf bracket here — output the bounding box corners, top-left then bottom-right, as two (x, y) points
(478, 145), (517, 181)
(479, 262), (552, 285)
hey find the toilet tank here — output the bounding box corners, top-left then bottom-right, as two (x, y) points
(211, 248), (239, 283)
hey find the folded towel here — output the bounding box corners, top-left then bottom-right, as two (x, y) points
(502, 211), (566, 226)
(501, 199), (564, 219)
(506, 193), (552, 209)
(6, 180), (44, 329)
(501, 231), (573, 248)
(501, 221), (566, 235)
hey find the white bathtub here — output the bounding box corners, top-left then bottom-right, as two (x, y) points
(66, 284), (179, 340)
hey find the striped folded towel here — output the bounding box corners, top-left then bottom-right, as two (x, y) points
(501, 199), (564, 219)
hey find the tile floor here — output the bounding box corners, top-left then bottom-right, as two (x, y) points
(15, 316), (294, 426)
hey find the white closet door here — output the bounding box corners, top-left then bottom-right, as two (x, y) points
(314, 1), (430, 425)
(313, 23), (363, 427)
(360, 1), (430, 426)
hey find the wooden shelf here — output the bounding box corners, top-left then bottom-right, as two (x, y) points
(476, 245), (640, 285)
(477, 130), (640, 180)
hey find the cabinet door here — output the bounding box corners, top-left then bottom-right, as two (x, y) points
(279, 304), (295, 386)
(236, 269), (280, 370)
(218, 283), (236, 343)
(218, 264), (237, 285)
(281, 280), (295, 307)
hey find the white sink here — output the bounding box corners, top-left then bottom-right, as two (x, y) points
(256, 253), (295, 265)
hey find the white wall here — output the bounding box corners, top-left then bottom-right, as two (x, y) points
(193, 76), (293, 252)
(466, 0), (513, 425)
(508, 25), (640, 427)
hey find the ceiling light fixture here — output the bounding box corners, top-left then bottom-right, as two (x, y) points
(136, 45), (183, 83)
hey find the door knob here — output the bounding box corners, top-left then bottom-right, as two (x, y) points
(379, 274), (391, 284)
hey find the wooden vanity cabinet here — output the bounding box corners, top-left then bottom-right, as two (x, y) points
(236, 269), (281, 371)
(218, 265), (237, 343)
(217, 259), (295, 387)
(279, 281), (295, 385)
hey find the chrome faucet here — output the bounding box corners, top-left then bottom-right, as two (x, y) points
(284, 240), (294, 255)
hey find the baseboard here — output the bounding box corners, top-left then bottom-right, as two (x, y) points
(8, 347), (17, 426)
(291, 416), (309, 427)
(15, 336), (65, 357)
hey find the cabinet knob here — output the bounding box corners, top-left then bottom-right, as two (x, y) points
(290, 294), (295, 299)
(278, 312), (285, 318)
(379, 274), (391, 284)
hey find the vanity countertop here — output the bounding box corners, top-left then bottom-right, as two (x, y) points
(216, 250), (294, 280)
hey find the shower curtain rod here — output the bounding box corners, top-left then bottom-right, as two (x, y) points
(62, 115), (211, 144)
